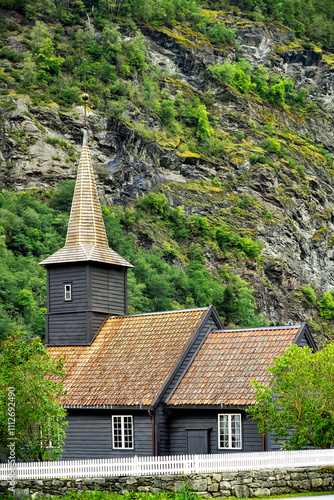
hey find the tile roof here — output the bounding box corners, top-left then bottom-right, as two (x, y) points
(47, 308), (209, 407)
(40, 131), (132, 268)
(167, 325), (302, 407)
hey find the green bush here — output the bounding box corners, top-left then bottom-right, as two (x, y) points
(208, 60), (306, 108)
(0, 46), (23, 63)
(212, 177), (221, 187)
(301, 285), (317, 305)
(261, 138), (281, 154)
(158, 99), (177, 128)
(250, 154), (267, 165)
(54, 86), (80, 106)
(196, 104), (213, 140)
(207, 59), (253, 94)
(215, 226), (262, 259)
(138, 192), (168, 214)
(188, 215), (211, 237)
(205, 22), (237, 45)
(317, 292), (334, 319)
(49, 180), (75, 213)
(238, 196), (252, 209)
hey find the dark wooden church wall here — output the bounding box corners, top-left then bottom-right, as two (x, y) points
(46, 263), (127, 345)
(90, 265), (126, 315)
(46, 312), (88, 345)
(61, 410), (152, 460)
(91, 312), (109, 340)
(168, 410), (262, 455)
(46, 264), (89, 345)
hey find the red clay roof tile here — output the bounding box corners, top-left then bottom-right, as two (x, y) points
(167, 326), (302, 406)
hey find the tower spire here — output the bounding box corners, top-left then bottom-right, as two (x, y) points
(40, 92), (132, 269)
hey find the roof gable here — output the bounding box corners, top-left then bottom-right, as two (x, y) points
(47, 308), (210, 407)
(167, 325), (306, 407)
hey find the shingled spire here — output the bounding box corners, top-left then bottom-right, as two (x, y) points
(40, 96), (132, 346)
(40, 129), (132, 268)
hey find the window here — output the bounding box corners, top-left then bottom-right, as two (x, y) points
(64, 284), (72, 301)
(112, 415), (133, 449)
(218, 414), (242, 449)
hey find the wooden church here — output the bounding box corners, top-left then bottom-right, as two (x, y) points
(40, 128), (317, 459)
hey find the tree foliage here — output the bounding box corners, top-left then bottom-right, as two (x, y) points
(248, 343), (334, 449)
(208, 60), (307, 108)
(0, 331), (67, 461)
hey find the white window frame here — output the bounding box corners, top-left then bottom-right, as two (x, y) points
(64, 283), (72, 301)
(112, 415), (134, 449)
(218, 413), (242, 450)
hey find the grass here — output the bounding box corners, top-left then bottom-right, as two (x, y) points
(6, 488), (334, 500)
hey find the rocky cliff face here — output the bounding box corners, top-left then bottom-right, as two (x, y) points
(1, 9), (334, 340)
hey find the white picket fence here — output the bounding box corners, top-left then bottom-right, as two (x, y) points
(1, 449), (334, 480)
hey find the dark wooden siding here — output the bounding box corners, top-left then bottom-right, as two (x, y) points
(91, 312), (109, 341)
(49, 265), (88, 313)
(90, 265), (126, 315)
(46, 263), (127, 345)
(47, 312), (88, 345)
(62, 410), (152, 459)
(266, 430), (289, 451)
(156, 405), (169, 455)
(297, 332), (309, 347)
(168, 410), (262, 455)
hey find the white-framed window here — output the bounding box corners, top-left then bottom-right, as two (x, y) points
(64, 283), (72, 301)
(218, 414), (242, 449)
(112, 415), (133, 449)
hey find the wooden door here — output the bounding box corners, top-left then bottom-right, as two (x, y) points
(186, 429), (209, 454)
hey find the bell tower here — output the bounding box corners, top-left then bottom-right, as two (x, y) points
(40, 119), (133, 346)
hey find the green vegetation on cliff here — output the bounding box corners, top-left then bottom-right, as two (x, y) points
(1, 0), (334, 50)
(0, 0), (321, 165)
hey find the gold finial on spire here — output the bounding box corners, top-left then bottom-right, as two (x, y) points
(82, 92), (89, 133)
(82, 58), (89, 133)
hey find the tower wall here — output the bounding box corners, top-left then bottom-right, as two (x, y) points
(90, 264), (127, 315)
(45, 262), (127, 346)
